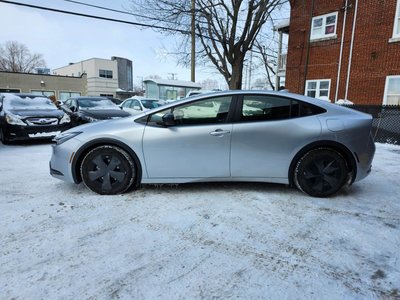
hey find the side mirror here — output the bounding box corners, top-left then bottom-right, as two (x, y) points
(162, 112), (175, 126)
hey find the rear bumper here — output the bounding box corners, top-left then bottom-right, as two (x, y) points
(354, 134), (376, 182)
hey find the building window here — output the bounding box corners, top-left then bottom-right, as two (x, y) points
(384, 76), (400, 105)
(100, 94), (114, 98)
(99, 69), (113, 78)
(393, 0), (400, 38)
(0, 88), (20, 93)
(59, 91), (81, 101)
(310, 12), (338, 41)
(31, 90), (55, 97)
(305, 79), (331, 100)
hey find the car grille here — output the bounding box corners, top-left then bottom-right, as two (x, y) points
(25, 118), (59, 126)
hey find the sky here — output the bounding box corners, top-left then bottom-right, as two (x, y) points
(0, 0), (231, 87)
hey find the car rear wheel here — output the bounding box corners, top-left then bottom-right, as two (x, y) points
(294, 148), (348, 197)
(80, 145), (136, 195)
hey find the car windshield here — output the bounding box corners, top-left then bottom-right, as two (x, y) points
(3, 95), (57, 110)
(141, 100), (161, 109)
(78, 98), (118, 110)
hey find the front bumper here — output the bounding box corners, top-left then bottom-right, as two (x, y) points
(49, 137), (82, 184)
(2, 123), (70, 141)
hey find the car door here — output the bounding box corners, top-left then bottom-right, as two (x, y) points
(230, 95), (322, 179)
(143, 95), (234, 178)
(130, 100), (143, 113)
(121, 100), (134, 114)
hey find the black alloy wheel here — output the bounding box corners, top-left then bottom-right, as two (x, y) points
(80, 145), (136, 195)
(294, 148), (348, 197)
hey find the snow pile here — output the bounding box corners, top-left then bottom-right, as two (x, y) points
(0, 142), (399, 299)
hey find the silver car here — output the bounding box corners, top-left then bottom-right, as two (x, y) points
(50, 91), (375, 197)
(120, 97), (163, 115)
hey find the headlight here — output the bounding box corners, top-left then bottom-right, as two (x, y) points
(53, 131), (82, 145)
(81, 115), (98, 122)
(60, 114), (71, 124)
(5, 113), (25, 126)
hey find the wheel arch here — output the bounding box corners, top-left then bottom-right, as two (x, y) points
(71, 138), (142, 188)
(288, 140), (357, 187)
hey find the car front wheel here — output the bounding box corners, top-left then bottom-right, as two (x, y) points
(294, 148), (348, 197)
(0, 127), (10, 145)
(80, 145), (136, 195)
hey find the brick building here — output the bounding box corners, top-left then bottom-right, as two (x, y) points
(284, 0), (400, 105)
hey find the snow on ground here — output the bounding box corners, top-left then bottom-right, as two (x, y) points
(0, 142), (399, 299)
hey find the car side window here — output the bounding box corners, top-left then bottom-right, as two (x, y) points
(148, 96), (232, 126)
(291, 100), (327, 117)
(131, 100), (142, 109)
(240, 95), (326, 122)
(241, 95), (292, 121)
(122, 100), (131, 108)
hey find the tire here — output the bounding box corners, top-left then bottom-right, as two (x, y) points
(0, 127), (10, 145)
(294, 148), (348, 198)
(80, 145), (136, 195)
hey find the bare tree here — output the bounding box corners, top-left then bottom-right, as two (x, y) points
(0, 41), (46, 73)
(128, 0), (287, 89)
(254, 41), (277, 90)
(200, 78), (220, 90)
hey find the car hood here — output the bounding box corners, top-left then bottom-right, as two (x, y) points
(79, 109), (130, 119)
(62, 115), (143, 143)
(8, 109), (64, 118)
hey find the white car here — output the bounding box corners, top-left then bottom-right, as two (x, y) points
(120, 97), (163, 115)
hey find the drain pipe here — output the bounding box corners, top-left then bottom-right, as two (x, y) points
(345, 0), (359, 101)
(334, 0), (349, 103)
(303, 0), (315, 94)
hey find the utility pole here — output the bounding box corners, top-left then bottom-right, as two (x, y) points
(191, 0), (196, 82)
(248, 50), (253, 89)
(168, 73), (177, 80)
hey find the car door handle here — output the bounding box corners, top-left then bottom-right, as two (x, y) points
(209, 129), (231, 136)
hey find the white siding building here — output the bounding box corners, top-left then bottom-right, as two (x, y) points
(53, 58), (119, 97)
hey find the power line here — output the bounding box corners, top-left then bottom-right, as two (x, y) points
(0, 0), (286, 55)
(65, 0), (288, 24)
(0, 0), (191, 34)
(63, 0), (180, 25)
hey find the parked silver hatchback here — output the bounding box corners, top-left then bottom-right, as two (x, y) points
(50, 91), (375, 197)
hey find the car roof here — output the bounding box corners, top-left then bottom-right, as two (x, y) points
(0, 93), (50, 101)
(71, 96), (110, 101)
(135, 90), (364, 119)
(12, 93), (49, 98)
(124, 96), (160, 101)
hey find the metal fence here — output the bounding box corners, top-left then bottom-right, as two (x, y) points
(344, 105), (400, 145)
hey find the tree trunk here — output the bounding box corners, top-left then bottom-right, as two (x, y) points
(229, 59), (244, 90)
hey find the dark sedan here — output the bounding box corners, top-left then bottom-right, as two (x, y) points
(61, 96), (130, 127)
(0, 93), (71, 144)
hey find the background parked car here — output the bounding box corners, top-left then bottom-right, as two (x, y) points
(61, 96), (130, 127)
(108, 97), (124, 105)
(0, 93), (70, 144)
(120, 97), (164, 115)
